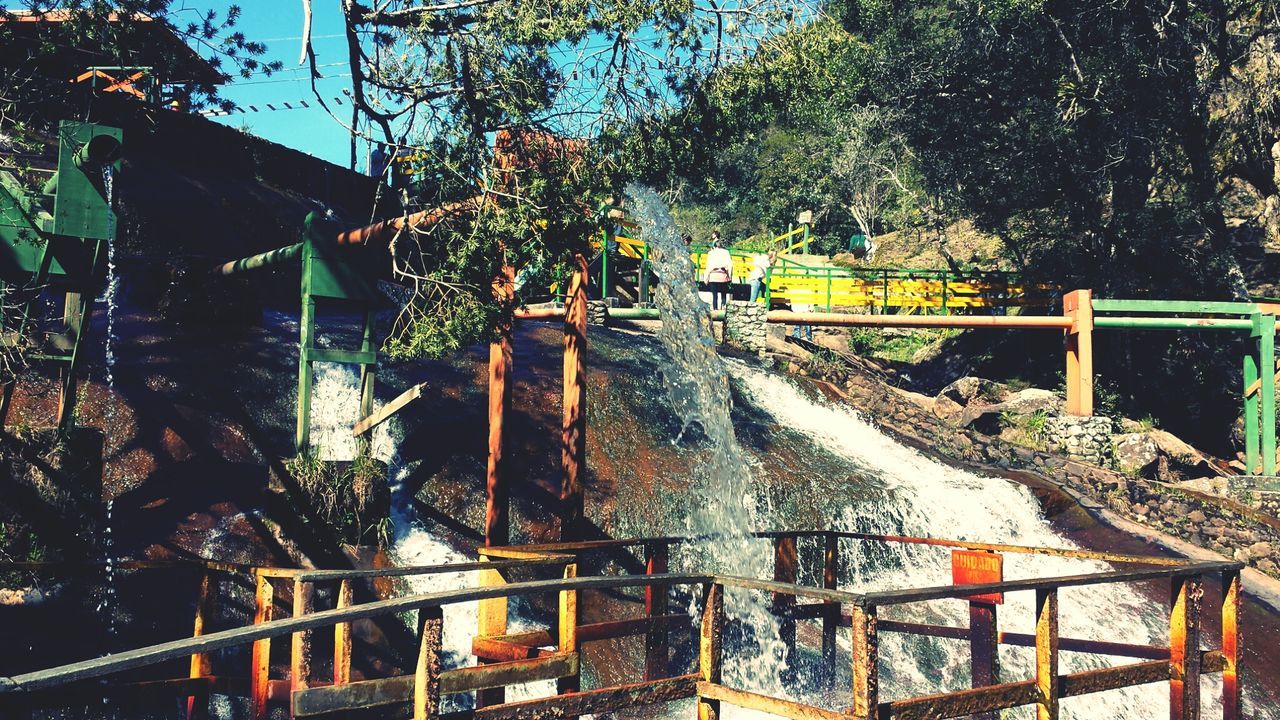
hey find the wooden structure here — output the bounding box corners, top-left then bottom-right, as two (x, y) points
(0, 120), (123, 430)
(0, 531), (1244, 720)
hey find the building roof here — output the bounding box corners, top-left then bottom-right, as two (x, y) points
(0, 9), (225, 86)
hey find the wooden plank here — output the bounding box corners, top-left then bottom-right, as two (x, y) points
(1058, 660), (1170, 697)
(1036, 589), (1058, 720)
(0, 677), (216, 711)
(353, 382), (426, 436)
(487, 289), (512, 546)
(293, 655), (581, 716)
(557, 562), (580, 698)
(822, 534), (839, 689)
(697, 681), (847, 720)
(831, 531), (1191, 566)
(645, 540), (670, 681)
(442, 674), (699, 720)
(297, 557), (567, 581)
(774, 536), (798, 674)
(884, 680), (1038, 719)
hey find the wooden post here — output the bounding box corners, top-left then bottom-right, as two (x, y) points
(476, 565), (508, 707)
(1035, 589), (1059, 720)
(851, 604), (878, 720)
(1170, 575), (1203, 720)
(561, 253), (588, 541)
(772, 535), (798, 676)
(251, 576), (274, 720)
(821, 534), (839, 689)
(644, 541), (670, 680)
(334, 579), (353, 685)
(487, 265), (516, 547)
(557, 562), (580, 696)
(55, 292), (91, 431)
(1222, 568), (1241, 720)
(970, 598), (999, 718)
(187, 570), (216, 720)
(291, 578), (313, 694)
(413, 606), (444, 720)
(698, 583), (724, 720)
(1063, 289), (1094, 416)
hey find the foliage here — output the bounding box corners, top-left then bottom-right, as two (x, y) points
(285, 449), (389, 546)
(1000, 408), (1049, 449)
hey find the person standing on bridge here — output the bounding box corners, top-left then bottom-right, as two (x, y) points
(749, 249), (777, 303)
(704, 235), (733, 310)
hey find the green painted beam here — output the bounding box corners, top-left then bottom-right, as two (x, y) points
(1091, 299), (1258, 316)
(1245, 349), (1260, 475)
(1092, 316), (1254, 331)
(1257, 313), (1277, 475)
(305, 348), (378, 365)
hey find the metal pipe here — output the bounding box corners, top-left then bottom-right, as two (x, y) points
(515, 307), (567, 320)
(1092, 317), (1254, 331)
(215, 243), (304, 275)
(333, 195), (486, 249)
(608, 307), (659, 320)
(766, 311), (1073, 330)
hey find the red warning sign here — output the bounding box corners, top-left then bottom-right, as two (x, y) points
(951, 549), (1004, 605)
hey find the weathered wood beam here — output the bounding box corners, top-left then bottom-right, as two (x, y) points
(560, 253), (588, 540)
(441, 674), (699, 720)
(353, 382), (426, 437)
(1035, 589), (1058, 720)
(698, 584), (724, 720)
(697, 681), (846, 720)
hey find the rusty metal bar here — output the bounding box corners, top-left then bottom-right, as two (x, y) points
(1170, 575), (1203, 720)
(644, 540), (670, 680)
(832, 531), (1193, 566)
(851, 604), (878, 720)
(1036, 589), (1059, 720)
(560, 253), (588, 541)
(970, 599), (998, 719)
(699, 583), (724, 720)
(514, 306), (567, 320)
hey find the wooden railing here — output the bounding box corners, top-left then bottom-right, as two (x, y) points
(0, 531), (1244, 720)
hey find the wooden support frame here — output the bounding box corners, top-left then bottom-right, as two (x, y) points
(772, 535), (798, 678)
(486, 268), (515, 548)
(1035, 589), (1058, 720)
(334, 578), (353, 686)
(851, 604), (879, 720)
(821, 533), (839, 689)
(291, 578), (313, 694)
(1063, 289), (1094, 416)
(698, 583), (724, 720)
(1222, 568), (1241, 720)
(250, 575), (274, 720)
(186, 570), (216, 720)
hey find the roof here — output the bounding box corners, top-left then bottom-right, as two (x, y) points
(0, 9), (225, 86)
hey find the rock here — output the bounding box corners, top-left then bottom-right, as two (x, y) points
(1133, 503), (1150, 516)
(938, 377), (1004, 406)
(1112, 433), (1160, 475)
(1248, 541), (1273, 559)
(1234, 547), (1252, 563)
(1188, 510), (1206, 524)
(1258, 558), (1279, 576)
(1000, 388), (1062, 415)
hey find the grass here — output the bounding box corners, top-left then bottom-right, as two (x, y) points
(999, 408), (1050, 449)
(285, 448), (388, 547)
(847, 327), (959, 363)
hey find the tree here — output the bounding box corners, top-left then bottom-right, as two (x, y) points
(302, 0), (817, 357)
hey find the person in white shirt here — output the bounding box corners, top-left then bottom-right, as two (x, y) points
(704, 236), (734, 310)
(748, 249), (777, 303)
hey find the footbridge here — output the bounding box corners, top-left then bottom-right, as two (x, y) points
(0, 532), (1243, 720)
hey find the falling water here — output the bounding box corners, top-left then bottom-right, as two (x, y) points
(98, 165), (119, 654)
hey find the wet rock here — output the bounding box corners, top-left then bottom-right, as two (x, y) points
(1112, 433), (1160, 475)
(938, 377), (1004, 406)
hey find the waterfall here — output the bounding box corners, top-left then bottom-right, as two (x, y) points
(98, 165), (118, 654)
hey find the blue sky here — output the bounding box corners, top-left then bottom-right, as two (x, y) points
(176, 1), (360, 167)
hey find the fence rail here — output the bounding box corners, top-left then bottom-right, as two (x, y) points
(0, 531), (1244, 720)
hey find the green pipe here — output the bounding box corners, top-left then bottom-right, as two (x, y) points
(216, 242), (305, 275)
(1092, 316), (1254, 331)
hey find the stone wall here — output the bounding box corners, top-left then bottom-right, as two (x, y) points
(587, 300), (608, 326)
(1045, 415), (1112, 466)
(725, 300), (767, 353)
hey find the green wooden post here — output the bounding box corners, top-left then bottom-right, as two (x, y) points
(941, 274), (950, 316)
(826, 268), (832, 311)
(1257, 313), (1277, 475)
(357, 310), (377, 453)
(882, 270), (889, 313)
(639, 239), (650, 304)
(1245, 344), (1260, 475)
(296, 294), (316, 453)
(600, 228), (610, 302)
(764, 266), (772, 307)
(802, 223), (810, 253)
